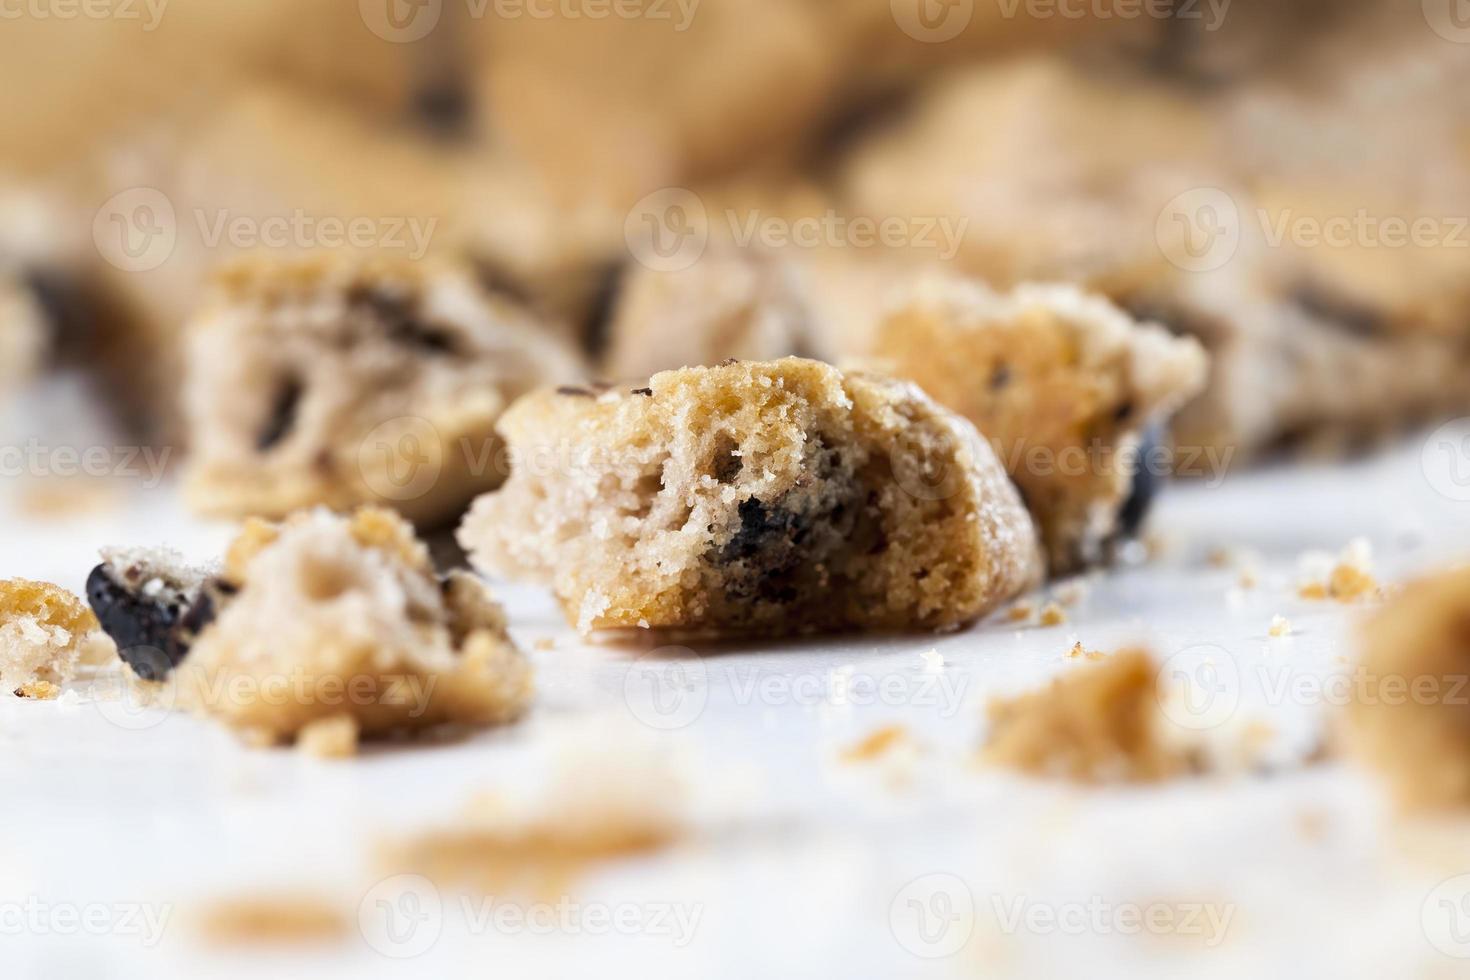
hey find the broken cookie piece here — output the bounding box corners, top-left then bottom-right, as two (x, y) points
(983, 649), (1201, 783)
(0, 579), (104, 697)
(182, 256), (585, 528)
(88, 508), (532, 748)
(458, 357), (1042, 636)
(1346, 566), (1470, 810)
(869, 280), (1208, 574)
(177, 507), (531, 747)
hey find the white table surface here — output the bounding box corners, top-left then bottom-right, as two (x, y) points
(5, 373), (1470, 979)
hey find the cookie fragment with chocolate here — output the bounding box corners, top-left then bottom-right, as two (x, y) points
(182, 255), (585, 527)
(173, 507), (532, 747)
(458, 358), (1042, 636)
(868, 279), (1208, 574)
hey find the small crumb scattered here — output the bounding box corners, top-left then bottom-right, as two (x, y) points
(1065, 642), (1105, 662)
(533, 636), (556, 652)
(982, 649), (1203, 784)
(1299, 539), (1378, 603)
(14, 680), (61, 700)
(296, 715), (359, 759)
(1004, 600), (1035, 623)
(919, 648), (944, 672)
(1268, 615), (1292, 638)
(1051, 579), (1091, 607)
(381, 727), (687, 893)
(1038, 602), (1067, 627)
(841, 724), (911, 763)
(194, 895), (348, 946)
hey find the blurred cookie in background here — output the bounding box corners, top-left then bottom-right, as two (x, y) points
(181, 254), (585, 528)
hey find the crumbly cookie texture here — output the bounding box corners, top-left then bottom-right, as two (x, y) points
(458, 358), (1042, 636)
(0, 579), (102, 698)
(88, 508), (532, 748)
(182, 255), (585, 528)
(1346, 566), (1470, 809)
(983, 649), (1201, 783)
(869, 279), (1208, 574)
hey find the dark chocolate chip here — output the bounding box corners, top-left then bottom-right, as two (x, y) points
(348, 284), (461, 355)
(85, 567), (233, 681)
(256, 378), (303, 452)
(1291, 283), (1385, 339)
(1116, 424), (1165, 538)
(988, 364), (1013, 391)
(579, 260), (625, 360)
(412, 79), (473, 139)
(631, 387), (653, 397)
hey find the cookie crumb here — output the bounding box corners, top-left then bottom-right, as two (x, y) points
(841, 724), (911, 763)
(1004, 600), (1035, 623)
(1299, 539), (1378, 603)
(297, 715), (359, 759)
(1038, 602), (1067, 626)
(1065, 641), (1105, 661)
(1052, 579), (1091, 607)
(1268, 615), (1292, 638)
(983, 649), (1200, 783)
(1, 579), (101, 695)
(533, 636), (556, 652)
(381, 732), (685, 893)
(195, 895), (348, 946)
(919, 648), (944, 672)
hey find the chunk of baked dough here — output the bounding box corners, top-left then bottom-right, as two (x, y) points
(458, 358), (1042, 636)
(182, 256), (584, 527)
(869, 279), (1208, 574)
(1346, 567), (1470, 809)
(88, 508), (532, 748)
(0, 579), (102, 698)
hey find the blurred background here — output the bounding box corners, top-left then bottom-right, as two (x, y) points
(1, 0), (1468, 501)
